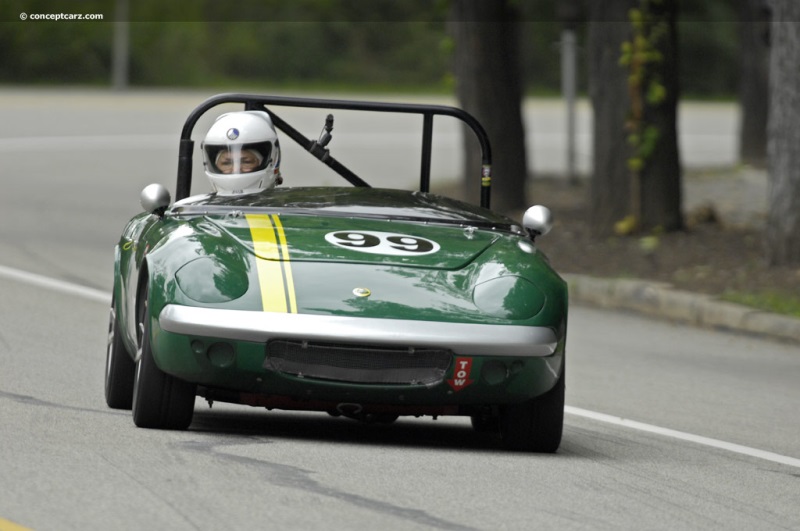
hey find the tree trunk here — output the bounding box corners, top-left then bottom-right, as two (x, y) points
(639, 0), (682, 232)
(588, 0), (636, 233)
(766, 2), (800, 266)
(450, 0), (527, 215)
(588, 0), (682, 234)
(738, 0), (771, 168)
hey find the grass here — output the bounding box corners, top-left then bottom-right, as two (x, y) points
(721, 290), (800, 318)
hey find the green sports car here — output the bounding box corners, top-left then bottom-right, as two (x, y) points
(105, 94), (568, 452)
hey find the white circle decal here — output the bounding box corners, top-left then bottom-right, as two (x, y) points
(325, 231), (440, 256)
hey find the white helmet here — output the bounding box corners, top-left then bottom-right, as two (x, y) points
(202, 111), (281, 195)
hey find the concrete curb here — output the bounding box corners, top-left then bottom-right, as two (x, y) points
(564, 274), (800, 345)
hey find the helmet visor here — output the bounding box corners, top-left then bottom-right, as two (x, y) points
(205, 142), (272, 175)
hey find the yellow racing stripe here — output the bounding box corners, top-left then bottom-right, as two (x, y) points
(0, 517), (33, 531)
(246, 214), (297, 313)
(271, 214), (298, 313)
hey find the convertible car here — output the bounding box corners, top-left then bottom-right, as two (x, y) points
(105, 94), (568, 452)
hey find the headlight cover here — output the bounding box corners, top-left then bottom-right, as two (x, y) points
(472, 275), (545, 320)
(176, 257), (248, 303)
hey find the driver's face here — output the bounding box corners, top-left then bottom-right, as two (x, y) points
(216, 149), (260, 174)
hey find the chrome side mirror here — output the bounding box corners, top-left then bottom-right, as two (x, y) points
(140, 183), (171, 218)
(522, 205), (553, 239)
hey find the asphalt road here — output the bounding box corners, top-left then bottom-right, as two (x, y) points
(1, 90), (798, 530)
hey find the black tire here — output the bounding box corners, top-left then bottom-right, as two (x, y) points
(470, 413), (500, 433)
(105, 297), (135, 409)
(131, 284), (196, 430)
(499, 367), (565, 453)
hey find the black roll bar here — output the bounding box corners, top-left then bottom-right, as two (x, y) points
(176, 93), (493, 209)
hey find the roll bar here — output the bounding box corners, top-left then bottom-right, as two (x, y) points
(176, 93), (493, 208)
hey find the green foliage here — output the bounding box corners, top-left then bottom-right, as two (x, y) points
(677, 0), (738, 98)
(721, 290), (800, 318)
(131, 22), (210, 85)
(620, 0), (672, 231)
(0, 0), (742, 96)
(0, 0), (452, 89)
(622, 2), (669, 112)
(0, 0), (112, 83)
(638, 125), (661, 159)
(638, 234), (660, 253)
(646, 81), (667, 104)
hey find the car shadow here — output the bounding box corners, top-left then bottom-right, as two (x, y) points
(188, 406), (505, 453)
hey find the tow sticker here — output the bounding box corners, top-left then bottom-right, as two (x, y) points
(325, 231), (440, 256)
(447, 357), (474, 392)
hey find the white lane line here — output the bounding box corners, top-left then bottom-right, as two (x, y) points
(566, 406), (800, 469)
(3, 264), (798, 469)
(0, 265), (111, 304)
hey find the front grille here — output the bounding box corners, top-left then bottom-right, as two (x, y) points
(264, 340), (452, 385)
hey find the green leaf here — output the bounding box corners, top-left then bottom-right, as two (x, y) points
(627, 157), (644, 172)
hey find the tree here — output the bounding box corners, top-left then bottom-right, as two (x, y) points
(449, 0), (527, 214)
(588, 1), (635, 233)
(589, 0), (682, 235)
(766, 1), (800, 266)
(738, 0), (771, 167)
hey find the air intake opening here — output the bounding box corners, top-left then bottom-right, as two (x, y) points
(264, 340), (452, 385)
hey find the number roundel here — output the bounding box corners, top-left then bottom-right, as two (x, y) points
(324, 231), (440, 256)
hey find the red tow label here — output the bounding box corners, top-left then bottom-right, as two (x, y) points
(447, 357), (474, 392)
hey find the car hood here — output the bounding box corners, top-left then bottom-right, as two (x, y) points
(152, 188), (564, 324)
(198, 213), (499, 270)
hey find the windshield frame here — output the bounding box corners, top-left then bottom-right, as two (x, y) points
(177, 94), (493, 209)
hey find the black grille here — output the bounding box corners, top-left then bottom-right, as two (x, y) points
(264, 340), (452, 385)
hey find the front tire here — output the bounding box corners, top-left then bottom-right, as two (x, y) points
(105, 297), (135, 409)
(499, 367), (564, 452)
(131, 284), (196, 430)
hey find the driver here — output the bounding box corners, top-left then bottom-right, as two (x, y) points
(201, 111), (282, 195)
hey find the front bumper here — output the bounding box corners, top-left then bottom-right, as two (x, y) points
(159, 305), (559, 357)
(153, 305), (565, 409)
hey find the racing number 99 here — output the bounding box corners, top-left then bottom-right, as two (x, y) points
(327, 231), (440, 256)
(386, 235), (434, 253)
(332, 232), (380, 248)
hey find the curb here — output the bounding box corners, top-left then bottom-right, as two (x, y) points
(564, 274), (800, 345)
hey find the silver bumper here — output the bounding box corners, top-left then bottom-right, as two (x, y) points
(158, 305), (559, 357)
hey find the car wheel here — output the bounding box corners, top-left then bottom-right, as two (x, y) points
(131, 284), (196, 430)
(499, 367), (564, 453)
(470, 413), (500, 433)
(105, 297), (135, 410)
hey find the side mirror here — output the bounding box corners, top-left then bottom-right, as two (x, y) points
(140, 183), (171, 218)
(522, 205), (553, 239)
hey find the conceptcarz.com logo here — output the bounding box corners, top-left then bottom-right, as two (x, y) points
(20, 12), (105, 21)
